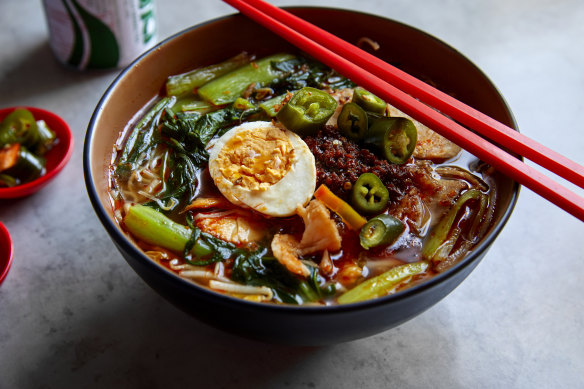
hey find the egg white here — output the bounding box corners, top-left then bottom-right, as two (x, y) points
(207, 121), (316, 217)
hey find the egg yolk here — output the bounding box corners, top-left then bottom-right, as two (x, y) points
(216, 126), (295, 191)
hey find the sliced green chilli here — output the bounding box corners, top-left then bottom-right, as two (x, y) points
(338, 102), (368, 140)
(351, 173), (389, 214)
(359, 214), (405, 249)
(0, 109), (39, 148)
(364, 117), (417, 164)
(352, 87), (386, 114)
(276, 87), (337, 135)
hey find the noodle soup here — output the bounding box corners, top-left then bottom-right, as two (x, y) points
(108, 52), (496, 305)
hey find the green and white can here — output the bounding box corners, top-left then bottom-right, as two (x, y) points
(42, 0), (157, 70)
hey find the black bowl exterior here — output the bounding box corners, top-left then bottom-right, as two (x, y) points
(115, 239), (486, 345)
(85, 7), (519, 345)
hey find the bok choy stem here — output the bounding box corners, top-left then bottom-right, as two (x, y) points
(124, 204), (191, 253)
(337, 261), (429, 304)
(124, 205), (238, 266)
(197, 53), (295, 105)
(165, 52), (252, 97)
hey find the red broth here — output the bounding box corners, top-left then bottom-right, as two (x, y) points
(108, 53), (495, 305)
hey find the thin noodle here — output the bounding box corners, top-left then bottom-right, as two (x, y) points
(214, 262), (226, 278)
(209, 280), (273, 299)
(179, 270), (218, 280)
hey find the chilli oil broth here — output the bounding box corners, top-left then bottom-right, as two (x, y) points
(106, 52), (497, 305)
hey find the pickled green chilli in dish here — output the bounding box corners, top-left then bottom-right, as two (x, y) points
(0, 109), (57, 187)
(108, 53), (497, 305)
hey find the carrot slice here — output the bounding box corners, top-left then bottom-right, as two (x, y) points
(314, 184), (367, 230)
(0, 144), (20, 172)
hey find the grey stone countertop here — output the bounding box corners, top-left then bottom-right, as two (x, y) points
(1, 0), (583, 388)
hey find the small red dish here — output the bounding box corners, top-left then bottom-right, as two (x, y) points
(0, 222), (13, 285)
(0, 106), (74, 198)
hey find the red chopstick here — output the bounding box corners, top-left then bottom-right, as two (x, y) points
(222, 0), (584, 221)
(240, 0), (584, 191)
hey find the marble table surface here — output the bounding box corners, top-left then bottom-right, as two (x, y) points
(1, 0), (583, 388)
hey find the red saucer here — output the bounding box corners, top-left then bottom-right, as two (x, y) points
(0, 106), (74, 198)
(0, 222), (13, 285)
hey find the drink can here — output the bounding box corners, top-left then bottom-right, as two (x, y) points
(42, 0), (157, 70)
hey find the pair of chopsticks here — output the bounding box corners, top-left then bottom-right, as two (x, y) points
(223, 0), (584, 221)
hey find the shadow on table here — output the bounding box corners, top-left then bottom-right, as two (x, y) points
(2, 40), (459, 389)
(3, 197), (459, 388)
(14, 276), (458, 389)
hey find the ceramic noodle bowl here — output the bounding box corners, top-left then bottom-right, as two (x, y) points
(84, 8), (518, 345)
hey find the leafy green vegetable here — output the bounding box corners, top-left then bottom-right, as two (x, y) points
(186, 214), (336, 304)
(115, 97), (175, 180)
(145, 145), (199, 212)
(117, 97), (262, 213)
(159, 109), (201, 142)
(183, 214), (239, 266)
(271, 57), (355, 93)
(189, 107), (239, 146)
(165, 105), (262, 150)
(232, 254), (335, 304)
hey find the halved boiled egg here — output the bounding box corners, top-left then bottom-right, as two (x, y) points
(207, 121), (316, 217)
